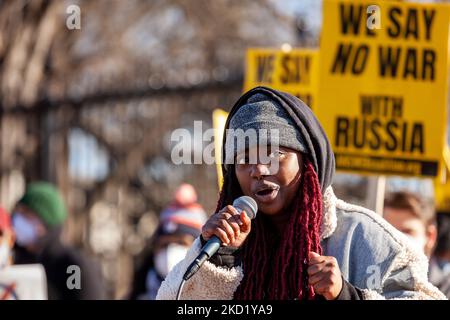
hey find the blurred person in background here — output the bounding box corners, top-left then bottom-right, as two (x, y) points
(384, 191), (450, 298)
(128, 183), (207, 300)
(0, 207), (14, 269)
(433, 212), (450, 294)
(12, 182), (105, 299)
(1, 206), (48, 300)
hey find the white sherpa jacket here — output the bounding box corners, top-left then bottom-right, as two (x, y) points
(156, 187), (447, 300)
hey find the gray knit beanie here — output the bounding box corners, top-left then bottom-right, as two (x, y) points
(224, 93), (306, 165)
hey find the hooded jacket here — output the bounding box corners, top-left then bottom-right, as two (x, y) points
(157, 87), (446, 300)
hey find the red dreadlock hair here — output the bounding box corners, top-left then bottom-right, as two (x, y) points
(215, 159), (323, 300)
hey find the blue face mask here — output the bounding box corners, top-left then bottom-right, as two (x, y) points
(12, 213), (39, 246)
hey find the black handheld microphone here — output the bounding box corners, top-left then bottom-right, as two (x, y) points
(182, 196), (258, 281)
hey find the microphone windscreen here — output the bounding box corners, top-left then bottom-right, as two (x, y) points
(232, 196), (258, 220)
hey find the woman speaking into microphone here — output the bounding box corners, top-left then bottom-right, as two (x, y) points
(157, 87), (445, 300)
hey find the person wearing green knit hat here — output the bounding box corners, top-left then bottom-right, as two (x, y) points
(12, 182), (66, 251)
(18, 182), (67, 227)
(12, 181), (105, 300)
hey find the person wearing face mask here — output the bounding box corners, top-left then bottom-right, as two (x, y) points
(128, 184), (207, 300)
(384, 191), (450, 298)
(430, 212), (450, 297)
(0, 206), (49, 299)
(12, 182), (105, 299)
(0, 207), (14, 269)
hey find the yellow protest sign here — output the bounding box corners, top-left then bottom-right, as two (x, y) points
(244, 48), (319, 110)
(212, 108), (229, 189)
(434, 185), (450, 212)
(435, 145), (450, 212)
(317, 0), (449, 177)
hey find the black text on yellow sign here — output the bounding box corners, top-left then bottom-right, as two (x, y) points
(331, 4), (437, 80)
(318, 0), (449, 177)
(244, 49), (318, 110)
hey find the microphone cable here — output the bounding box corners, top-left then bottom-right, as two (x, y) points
(176, 279), (186, 300)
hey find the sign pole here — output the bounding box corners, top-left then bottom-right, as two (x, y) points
(366, 175), (386, 216)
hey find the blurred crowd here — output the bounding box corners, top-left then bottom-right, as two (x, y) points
(0, 182), (208, 299)
(0, 180), (449, 299)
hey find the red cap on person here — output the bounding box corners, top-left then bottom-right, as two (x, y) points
(0, 207), (12, 232)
